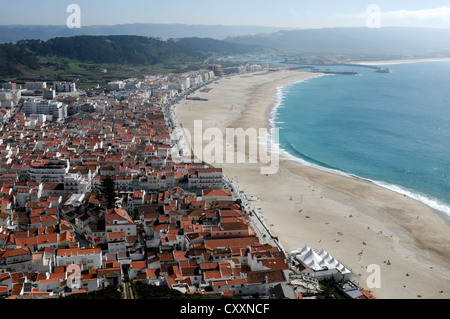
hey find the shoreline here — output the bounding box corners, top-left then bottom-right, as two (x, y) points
(261, 69), (450, 236)
(174, 69), (450, 299)
(268, 64), (450, 222)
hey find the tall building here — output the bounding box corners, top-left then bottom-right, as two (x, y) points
(208, 64), (224, 76)
(0, 82), (17, 90)
(23, 98), (68, 120)
(109, 81), (125, 91)
(28, 159), (69, 183)
(0, 90), (22, 104)
(64, 173), (91, 194)
(43, 89), (56, 100)
(53, 82), (77, 93)
(25, 82), (47, 91)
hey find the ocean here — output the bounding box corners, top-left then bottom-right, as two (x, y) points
(272, 60), (450, 216)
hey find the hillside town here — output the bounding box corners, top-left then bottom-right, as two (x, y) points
(0, 63), (374, 300)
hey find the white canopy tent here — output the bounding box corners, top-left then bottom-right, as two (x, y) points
(293, 245), (351, 274)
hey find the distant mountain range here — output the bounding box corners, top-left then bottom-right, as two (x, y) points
(225, 27), (450, 56)
(3, 24), (449, 57)
(2, 26), (450, 80)
(0, 23), (297, 43)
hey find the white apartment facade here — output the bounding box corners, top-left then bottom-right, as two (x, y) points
(25, 82), (47, 90)
(56, 247), (103, 269)
(28, 159), (69, 183)
(53, 82), (77, 93)
(188, 168), (224, 190)
(105, 208), (137, 237)
(23, 98), (68, 120)
(64, 173), (91, 194)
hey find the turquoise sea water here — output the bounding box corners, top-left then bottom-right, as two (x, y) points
(273, 60), (450, 216)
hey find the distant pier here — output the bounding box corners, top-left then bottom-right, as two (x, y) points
(284, 62), (391, 75)
(310, 69), (359, 75)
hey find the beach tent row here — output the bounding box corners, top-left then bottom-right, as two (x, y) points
(293, 245), (351, 274)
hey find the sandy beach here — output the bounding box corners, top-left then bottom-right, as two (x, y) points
(174, 69), (450, 299)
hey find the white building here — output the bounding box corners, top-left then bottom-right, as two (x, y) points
(144, 145), (158, 158)
(246, 64), (263, 72)
(200, 70), (215, 82)
(0, 248), (32, 266)
(109, 81), (125, 91)
(23, 98), (68, 120)
(64, 173), (91, 194)
(56, 247), (103, 269)
(168, 82), (185, 92)
(0, 90), (22, 104)
(25, 82), (47, 91)
(188, 75), (201, 87)
(0, 82), (17, 90)
(107, 231), (127, 254)
(28, 159), (69, 184)
(105, 208), (137, 237)
(43, 89), (56, 100)
(53, 82), (77, 93)
(188, 168), (224, 190)
(128, 261), (147, 280)
(37, 277), (61, 294)
(124, 80), (141, 90)
(179, 77), (191, 90)
(69, 276), (100, 294)
(201, 189), (232, 204)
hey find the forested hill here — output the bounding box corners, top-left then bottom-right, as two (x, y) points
(0, 35), (265, 77)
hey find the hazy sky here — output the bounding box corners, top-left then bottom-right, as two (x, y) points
(1, 0), (450, 29)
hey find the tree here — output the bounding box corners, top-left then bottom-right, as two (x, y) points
(61, 286), (121, 300)
(100, 175), (118, 209)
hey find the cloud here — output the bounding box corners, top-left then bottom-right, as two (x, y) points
(381, 6), (450, 28)
(332, 6), (450, 28)
(383, 6), (450, 20)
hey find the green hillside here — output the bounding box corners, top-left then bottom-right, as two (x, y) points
(0, 35), (266, 81)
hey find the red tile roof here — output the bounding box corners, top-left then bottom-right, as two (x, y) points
(204, 237), (260, 251)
